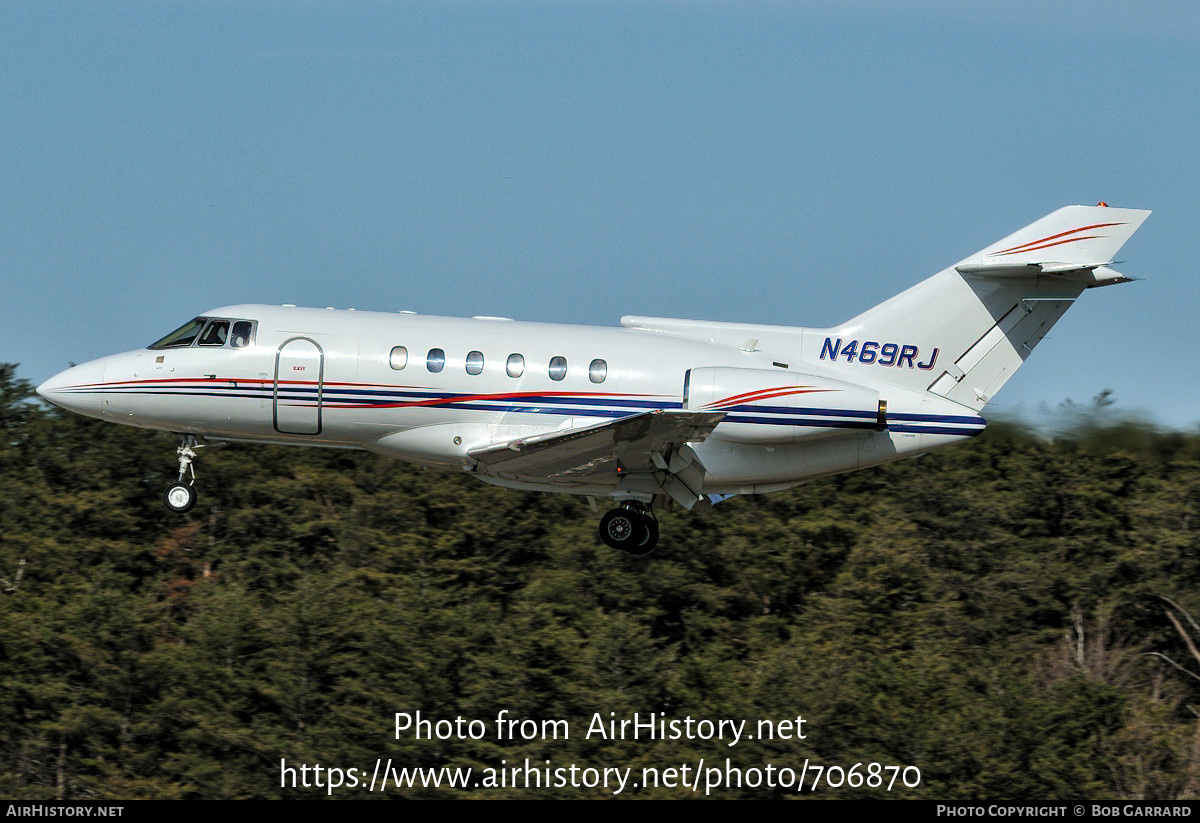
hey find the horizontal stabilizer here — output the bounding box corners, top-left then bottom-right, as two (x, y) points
(955, 260), (1135, 287)
(955, 261), (1104, 276)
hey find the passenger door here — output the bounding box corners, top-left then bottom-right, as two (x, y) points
(274, 338), (323, 435)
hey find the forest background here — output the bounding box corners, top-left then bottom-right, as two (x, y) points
(2, 363), (1198, 800)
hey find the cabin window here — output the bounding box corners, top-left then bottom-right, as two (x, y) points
(506, 354), (524, 378)
(198, 320), (231, 347)
(589, 359), (607, 383)
(427, 348), (445, 373)
(389, 346), (408, 370)
(465, 351), (484, 375)
(549, 356), (567, 381)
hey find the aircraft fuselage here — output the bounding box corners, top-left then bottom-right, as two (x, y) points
(38, 304), (981, 499)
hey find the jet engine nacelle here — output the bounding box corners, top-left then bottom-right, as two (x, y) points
(685, 366), (883, 445)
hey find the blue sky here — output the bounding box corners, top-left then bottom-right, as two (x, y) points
(3, 1), (1196, 428)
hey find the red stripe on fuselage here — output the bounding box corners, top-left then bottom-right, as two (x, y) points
(61, 378), (667, 405)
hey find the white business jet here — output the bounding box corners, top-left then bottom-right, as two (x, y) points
(37, 204), (1149, 554)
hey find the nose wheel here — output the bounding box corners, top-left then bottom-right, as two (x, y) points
(164, 434), (202, 513)
(598, 502), (659, 555)
(164, 481), (197, 513)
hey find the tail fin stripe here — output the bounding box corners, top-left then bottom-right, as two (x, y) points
(994, 235), (1108, 256)
(992, 222), (1124, 256)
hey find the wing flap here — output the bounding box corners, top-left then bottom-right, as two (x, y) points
(469, 409), (725, 479)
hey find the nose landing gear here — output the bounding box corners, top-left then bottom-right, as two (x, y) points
(598, 502), (659, 555)
(163, 434), (201, 514)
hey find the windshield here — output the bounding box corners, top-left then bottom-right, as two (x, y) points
(149, 317), (206, 349)
(198, 320), (229, 346)
(149, 317), (256, 350)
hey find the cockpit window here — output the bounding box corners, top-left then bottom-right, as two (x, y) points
(149, 317), (206, 349)
(149, 317), (256, 350)
(230, 321), (253, 348)
(198, 320), (230, 346)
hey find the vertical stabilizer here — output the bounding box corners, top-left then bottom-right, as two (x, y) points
(807, 205), (1150, 409)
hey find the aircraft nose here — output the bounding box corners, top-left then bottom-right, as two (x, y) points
(36, 358), (108, 418)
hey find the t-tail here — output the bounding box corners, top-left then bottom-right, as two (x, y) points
(810, 204), (1150, 410)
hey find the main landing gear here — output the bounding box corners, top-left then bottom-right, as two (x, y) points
(163, 434), (201, 514)
(598, 502), (659, 555)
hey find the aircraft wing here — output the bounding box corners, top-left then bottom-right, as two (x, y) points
(468, 410), (725, 501)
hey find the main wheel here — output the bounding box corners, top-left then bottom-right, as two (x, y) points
(164, 482), (197, 514)
(599, 508), (645, 552)
(598, 508), (658, 555)
(626, 515), (659, 556)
